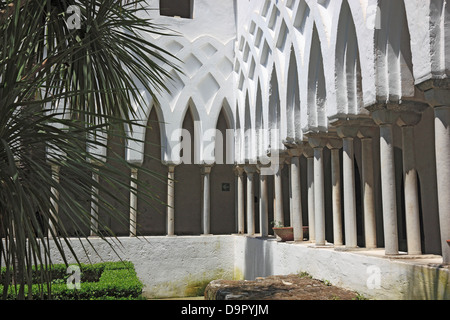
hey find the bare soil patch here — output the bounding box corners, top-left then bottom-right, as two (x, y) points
(205, 274), (364, 300)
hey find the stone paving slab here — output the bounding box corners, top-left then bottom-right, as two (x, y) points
(204, 274), (362, 300)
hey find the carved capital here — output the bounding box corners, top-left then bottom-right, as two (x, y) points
(326, 138), (343, 150)
(234, 165), (245, 176)
(287, 145), (303, 157)
(336, 126), (359, 139)
(244, 165), (257, 175)
(306, 133), (329, 149)
(417, 78), (450, 108)
(371, 109), (400, 126)
(302, 143), (314, 158)
(357, 126), (378, 139)
(200, 165), (212, 174)
(396, 111), (423, 127)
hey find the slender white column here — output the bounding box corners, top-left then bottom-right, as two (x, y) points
(401, 125), (422, 255)
(308, 136), (327, 246)
(245, 165), (256, 235)
(372, 109), (400, 256)
(343, 137), (358, 248)
(303, 144), (315, 242)
(201, 165), (212, 235)
(290, 154), (303, 241)
(259, 171), (269, 237)
(371, 109), (400, 255)
(434, 106), (450, 263)
(236, 166), (245, 235)
(419, 81), (450, 264)
(330, 148), (343, 246)
(313, 147), (325, 246)
(167, 165), (175, 236)
(361, 137), (377, 249)
(49, 164), (60, 238)
(90, 170), (100, 237)
(380, 123), (399, 255)
(129, 168), (138, 237)
(274, 164), (284, 226)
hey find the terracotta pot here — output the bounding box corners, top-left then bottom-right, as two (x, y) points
(273, 227), (294, 242)
(273, 226), (310, 242)
(447, 240), (450, 246)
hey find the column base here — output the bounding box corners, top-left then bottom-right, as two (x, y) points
(334, 246), (376, 252)
(307, 243), (334, 249)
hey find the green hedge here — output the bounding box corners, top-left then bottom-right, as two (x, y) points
(0, 261), (144, 300)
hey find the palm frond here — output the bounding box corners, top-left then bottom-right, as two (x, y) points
(0, 0), (180, 299)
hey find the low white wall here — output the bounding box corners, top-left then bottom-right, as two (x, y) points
(47, 235), (449, 299)
(48, 235), (236, 299)
(234, 237), (450, 300)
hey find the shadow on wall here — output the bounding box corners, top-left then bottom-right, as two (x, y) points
(244, 237), (273, 280)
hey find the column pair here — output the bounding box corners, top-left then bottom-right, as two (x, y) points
(132, 164), (177, 237)
(419, 80), (450, 264)
(307, 135), (328, 246)
(336, 123), (378, 250)
(371, 105), (426, 256)
(288, 148), (304, 242)
(166, 164), (213, 236)
(235, 165), (258, 236)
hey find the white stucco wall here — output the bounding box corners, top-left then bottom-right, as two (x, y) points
(48, 235), (236, 298)
(47, 235), (449, 300)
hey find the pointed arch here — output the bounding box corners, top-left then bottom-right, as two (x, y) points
(174, 100), (202, 235)
(210, 106), (236, 234)
(335, 0), (363, 116)
(375, 0), (415, 102)
(138, 107), (167, 236)
(307, 24), (326, 131)
(255, 81), (264, 158)
(269, 66), (281, 150)
(244, 91), (255, 161)
(235, 100), (244, 164)
(177, 99), (201, 165)
(287, 46), (301, 141)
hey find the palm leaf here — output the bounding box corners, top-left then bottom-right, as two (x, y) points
(0, 0), (181, 299)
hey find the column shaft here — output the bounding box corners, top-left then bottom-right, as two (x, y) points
(343, 138), (357, 248)
(314, 147), (325, 246)
(361, 138), (377, 248)
(201, 166), (212, 235)
(237, 168), (245, 234)
(401, 126), (422, 255)
(260, 174), (269, 237)
(167, 166), (175, 236)
(379, 124), (399, 255)
(331, 149), (343, 246)
(246, 169), (255, 235)
(291, 156), (303, 241)
(274, 165), (284, 226)
(129, 168), (138, 237)
(307, 157), (315, 242)
(91, 171), (100, 237)
(434, 106), (450, 263)
(49, 164), (60, 238)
